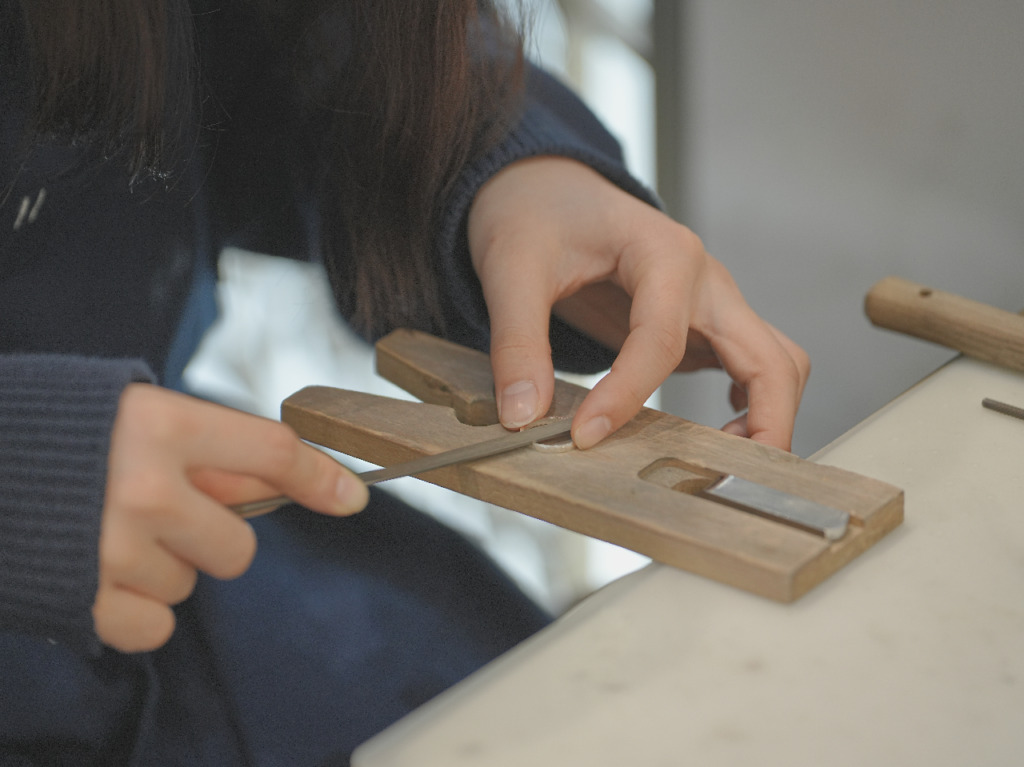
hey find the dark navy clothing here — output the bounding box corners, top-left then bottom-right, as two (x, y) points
(1, 496), (549, 765)
(0, 2), (658, 763)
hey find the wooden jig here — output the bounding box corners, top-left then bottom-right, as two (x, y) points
(281, 329), (903, 602)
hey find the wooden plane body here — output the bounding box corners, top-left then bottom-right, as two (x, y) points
(282, 330), (903, 602)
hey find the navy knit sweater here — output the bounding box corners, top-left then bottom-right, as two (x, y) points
(1, 4), (657, 763)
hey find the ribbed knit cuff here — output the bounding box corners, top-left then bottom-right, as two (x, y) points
(0, 355), (154, 655)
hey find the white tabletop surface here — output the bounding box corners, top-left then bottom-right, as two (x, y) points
(354, 357), (1024, 767)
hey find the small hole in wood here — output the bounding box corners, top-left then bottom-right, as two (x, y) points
(919, 288), (933, 298)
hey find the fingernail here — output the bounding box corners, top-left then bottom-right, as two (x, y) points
(334, 475), (369, 515)
(573, 416), (612, 450)
(499, 380), (539, 428)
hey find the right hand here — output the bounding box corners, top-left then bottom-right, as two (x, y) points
(94, 384), (369, 653)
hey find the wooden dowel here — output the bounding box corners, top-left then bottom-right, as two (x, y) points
(865, 276), (1024, 373)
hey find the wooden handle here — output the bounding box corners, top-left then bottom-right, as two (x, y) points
(864, 276), (1024, 373)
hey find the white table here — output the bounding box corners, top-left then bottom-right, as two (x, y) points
(355, 357), (1024, 767)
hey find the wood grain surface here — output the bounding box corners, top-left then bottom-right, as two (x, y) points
(282, 329), (903, 602)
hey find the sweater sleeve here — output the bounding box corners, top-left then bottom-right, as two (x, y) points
(436, 64), (664, 374)
(0, 355), (154, 656)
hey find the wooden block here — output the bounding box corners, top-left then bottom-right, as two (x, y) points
(375, 329), (588, 425)
(282, 329), (903, 602)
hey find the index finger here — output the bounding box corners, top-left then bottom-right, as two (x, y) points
(215, 421), (369, 516)
(570, 259), (695, 448)
(169, 394), (369, 515)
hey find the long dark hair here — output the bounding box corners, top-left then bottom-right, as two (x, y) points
(16, 0), (198, 180)
(16, 0), (525, 335)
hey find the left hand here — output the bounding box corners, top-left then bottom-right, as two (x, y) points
(467, 156), (810, 452)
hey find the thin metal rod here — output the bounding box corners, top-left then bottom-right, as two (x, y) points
(230, 419), (573, 518)
(982, 397), (1024, 422)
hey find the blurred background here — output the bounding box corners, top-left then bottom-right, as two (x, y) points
(185, 0), (1024, 613)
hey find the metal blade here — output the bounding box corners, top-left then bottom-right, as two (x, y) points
(231, 419), (572, 518)
(357, 418), (572, 485)
(702, 474), (850, 540)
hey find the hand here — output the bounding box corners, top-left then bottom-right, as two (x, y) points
(467, 156), (810, 451)
(94, 384), (368, 653)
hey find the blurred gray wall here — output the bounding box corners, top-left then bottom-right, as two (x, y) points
(657, 0), (1024, 456)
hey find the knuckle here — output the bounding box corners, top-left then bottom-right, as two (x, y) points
(468, 224), (504, 269)
(647, 324), (688, 366)
(110, 468), (177, 510)
(672, 222), (705, 258)
(780, 346), (808, 388)
(100, 537), (145, 581)
(490, 327), (545, 358)
(259, 422), (302, 478)
(701, 255), (739, 293)
(794, 346), (811, 379)
(637, 216), (705, 264)
(124, 387), (185, 443)
(489, 327), (551, 386)
(606, 369), (653, 414)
